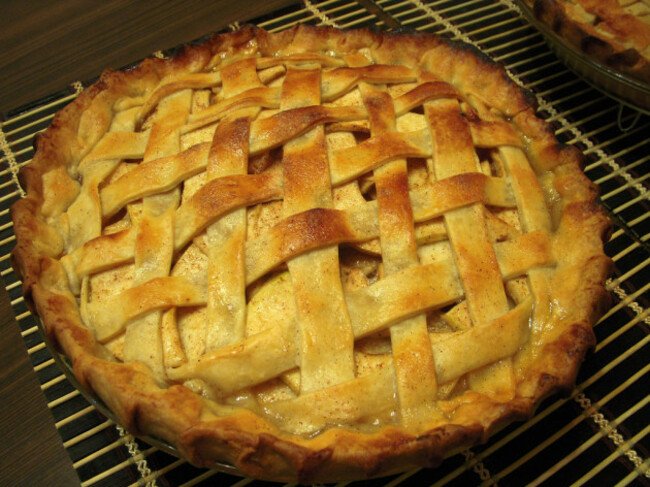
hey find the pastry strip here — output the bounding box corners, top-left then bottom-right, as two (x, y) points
(280, 65), (355, 393)
(124, 90), (192, 379)
(425, 96), (515, 398)
(499, 146), (554, 353)
(354, 67), (439, 429)
(205, 59), (261, 351)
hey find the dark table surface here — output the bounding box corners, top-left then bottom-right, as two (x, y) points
(0, 0), (296, 113)
(0, 2), (295, 485)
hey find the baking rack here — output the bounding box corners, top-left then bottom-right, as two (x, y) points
(1, 0), (648, 485)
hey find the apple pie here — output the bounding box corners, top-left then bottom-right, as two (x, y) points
(11, 25), (612, 482)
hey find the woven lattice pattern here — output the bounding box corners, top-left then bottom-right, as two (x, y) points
(46, 30), (562, 436)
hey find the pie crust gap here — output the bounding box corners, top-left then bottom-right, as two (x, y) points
(11, 25), (612, 482)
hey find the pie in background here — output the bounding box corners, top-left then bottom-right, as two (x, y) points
(11, 25), (612, 482)
(527, 0), (650, 83)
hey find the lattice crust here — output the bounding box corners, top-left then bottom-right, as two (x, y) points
(529, 0), (650, 83)
(12, 26), (612, 482)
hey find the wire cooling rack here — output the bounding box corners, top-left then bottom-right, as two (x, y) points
(0, 1), (648, 485)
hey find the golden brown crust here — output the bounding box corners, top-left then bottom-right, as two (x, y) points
(11, 25), (611, 482)
(531, 0), (650, 83)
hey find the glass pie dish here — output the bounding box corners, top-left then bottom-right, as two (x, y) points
(35, 313), (243, 477)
